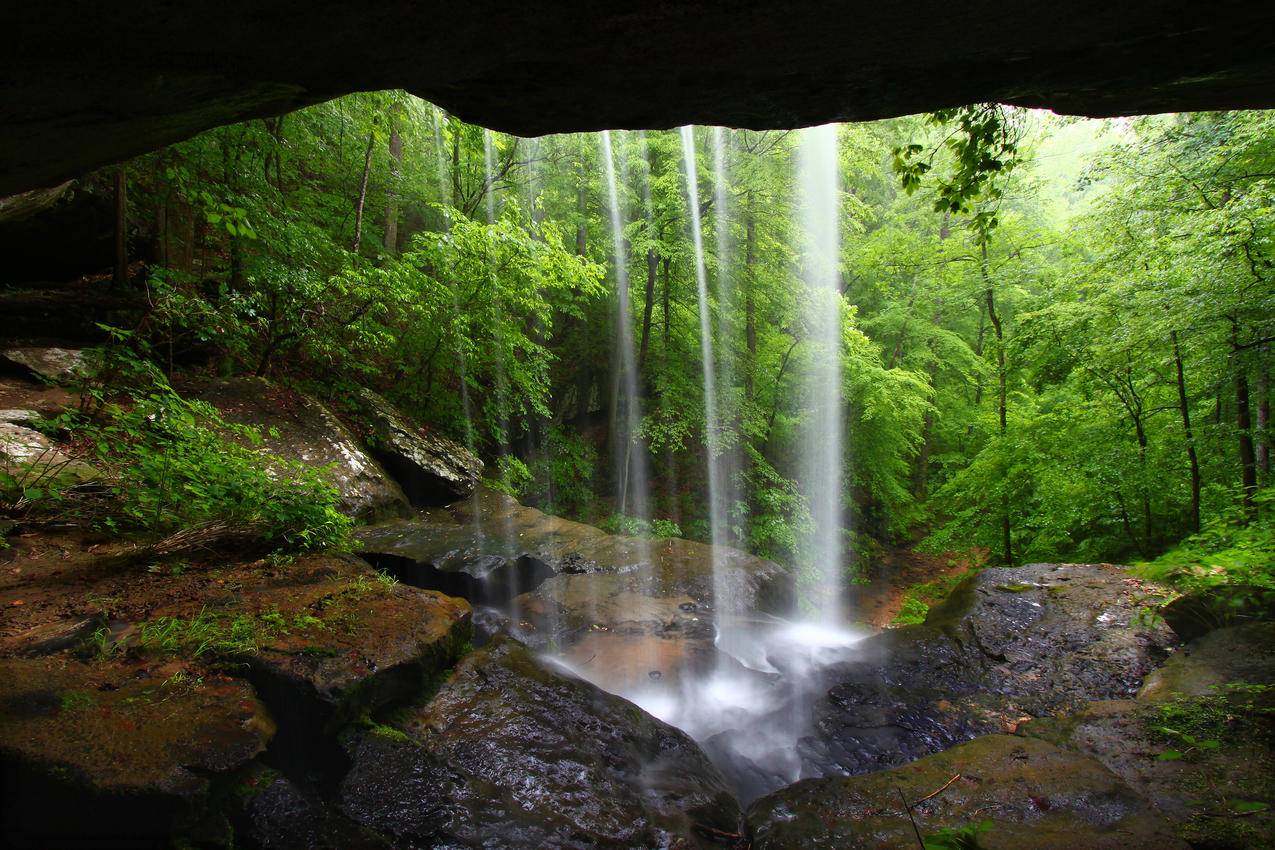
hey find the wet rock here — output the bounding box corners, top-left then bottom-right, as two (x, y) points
(0, 656), (274, 848)
(1160, 585), (1275, 642)
(1139, 621), (1275, 703)
(232, 766), (392, 850)
(168, 553), (475, 762)
(0, 421), (100, 485)
(1022, 700), (1275, 848)
(9, 614), (106, 656)
(199, 377), (410, 522)
(747, 734), (1189, 850)
(805, 563), (1175, 777)
(1, 346), (89, 382)
(357, 487), (791, 641)
(340, 636), (741, 849)
(353, 387), (482, 505)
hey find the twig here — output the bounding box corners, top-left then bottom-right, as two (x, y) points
(911, 773), (961, 807)
(899, 786), (925, 849)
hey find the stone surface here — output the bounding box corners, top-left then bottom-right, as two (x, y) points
(1023, 699), (1275, 848)
(747, 734), (1190, 850)
(5, 4), (1275, 195)
(1139, 622), (1275, 703)
(232, 766), (392, 850)
(0, 421), (100, 486)
(0, 655), (274, 847)
(357, 487), (792, 633)
(354, 387), (481, 505)
(1, 347), (89, 382)
(199, 377), (409, 522)
(1160, 585), (1275, 642)
(340, 636), (741, 849)
(804, 563), (1175, 778)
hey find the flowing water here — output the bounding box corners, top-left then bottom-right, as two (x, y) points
(421, 122), (864, 802)
(797, 123), (846, 622)
(601, 131), (653, 532)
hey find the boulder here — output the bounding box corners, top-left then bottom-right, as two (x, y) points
(1139, 621), (1275, 703)
(1022, 699), (1275, 848)
(804, 563), (1175, 779)
(353, 387), (481, 505)
(746, 734), (1189, 850)
(1160, 585), (1275, 642)
(231, 766), (392, 850)
(1, 347), (89, 383)
(0, 421), (100, 487)
(199, 377), (409, 522)
(0, 656), (274, 848)
(340, 636), (742, 849)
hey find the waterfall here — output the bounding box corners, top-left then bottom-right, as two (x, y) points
(681, 126), (735, 652)
(797, 124), (845, 622)
(601, 131), (652, 542)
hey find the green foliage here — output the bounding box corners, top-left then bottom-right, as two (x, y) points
(1148, 682), (1274, 760)
(890, 567), (980, 626)
(99, 605), (330, 660)
(1136, 488), (1274, 591)
(527, 427), (598, 514)
(923, 820), (993, 850)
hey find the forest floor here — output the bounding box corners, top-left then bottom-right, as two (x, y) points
(855, 545), (977, 627)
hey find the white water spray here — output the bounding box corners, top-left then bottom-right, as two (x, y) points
(797, 124), (845, 622)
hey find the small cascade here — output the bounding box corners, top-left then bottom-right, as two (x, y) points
(797, 124), (845, 622)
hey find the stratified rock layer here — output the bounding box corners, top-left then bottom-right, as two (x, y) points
(4, 3), (1275, 195)
(0, 656), (274, 847)
(200, 377), (409, 522)
(354, 388), (482, 506)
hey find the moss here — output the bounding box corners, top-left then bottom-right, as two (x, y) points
(995, 582), (1035, 593)
(59, 690), (95, 711)
(367, 723), (414, 745)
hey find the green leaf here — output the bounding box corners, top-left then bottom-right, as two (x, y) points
(1232, 801), (1268, 814)
(1157, 750), (1184, 761)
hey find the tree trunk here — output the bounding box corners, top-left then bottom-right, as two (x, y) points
(1171, 331), (1202, 533)
(352, 131), (375, 253)
(384, 123), (402, 252)
(639, 246), (657, 371)
(1233, 321), (1258, 517)
(744, 198), (757, 402)
(1259, 342), (1270, 484)
(981, 243), (1011, 565)
(575, 166), (588, 257)
(113, 168), (128, 287)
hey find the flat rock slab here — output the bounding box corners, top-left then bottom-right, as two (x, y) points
(354, 387), (481, 505)
(747, 734), (1189, 850)
(805, 563), (1175, 777)
(1, 347), (88, 382)
(340, 636), (741, 849)
(0, 656), (273, 846)
(357, 487), (791, 640)
(0, 420), (99, 484)
(199, 377), (409, 522)
(1023, 697), (1275, 848)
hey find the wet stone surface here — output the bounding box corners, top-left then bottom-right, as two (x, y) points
(803, 563), (1175, 778)
(200, 377), (410, 522)
(747, 734), (1190, 850)
(340, 636), (742, 849)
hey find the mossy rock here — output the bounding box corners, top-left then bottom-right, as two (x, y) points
(747, 734), (1189, 850)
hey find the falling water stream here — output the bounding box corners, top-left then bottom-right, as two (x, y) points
(421, 123), (867, 803)
(797, 123), (846, 622)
